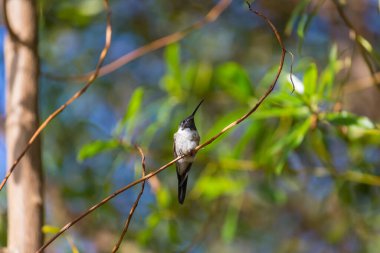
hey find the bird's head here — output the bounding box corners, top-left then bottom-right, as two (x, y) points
(179, 99), (203, 130)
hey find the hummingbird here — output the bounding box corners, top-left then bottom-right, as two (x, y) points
(173, 100), (203, 204)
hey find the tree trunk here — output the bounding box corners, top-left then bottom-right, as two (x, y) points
(4, 0), (43, 252)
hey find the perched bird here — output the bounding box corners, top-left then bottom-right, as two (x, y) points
(173, 100), (203, 204)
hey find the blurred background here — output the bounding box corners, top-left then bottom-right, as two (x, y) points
(1, 0), (380, 252)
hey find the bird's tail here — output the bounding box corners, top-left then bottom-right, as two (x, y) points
(178, 175), (188, 204)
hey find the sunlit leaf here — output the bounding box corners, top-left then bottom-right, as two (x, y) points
(285, 0), (310, 36)
(160, 43), (183, 97)
(272, 117), (311, 154)
(42, 225), (60, 234)
(297, 13), (308, 39)
(165, 43), (180, 76)
(157, 187), (170, 208)
(253, 106), (309, 119)
(77, 139), (119, 162)
(357, 35), (373, 53)
(221, 202), (241, 243)
(193, 61), (213, 95)
(270, 117), (312, 174)
(194, 175), (246, 200)
(214, 62), (252, 102)
(204, 108), (247, 140)
(67, 237), (80, 253)
(318, 44), (337, 98)
(115, 87), (144, 136)
(326, 111), (360, 126)
(142, 98), (176, 145)
(310, 129), (331, 163)
(232, 119), (258, 158)
(303, 62), (318, 96)
(343, 171), (380, 186)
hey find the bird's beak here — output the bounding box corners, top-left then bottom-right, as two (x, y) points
(191, 99), (204, 117)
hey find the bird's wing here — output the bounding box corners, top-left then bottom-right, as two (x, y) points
(173, 136), (180, 173)
(193, 131), (200, 144)
(179, 163), (193, 186)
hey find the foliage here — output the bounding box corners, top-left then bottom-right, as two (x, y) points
(76, 41), (380, 252)
(1, 1), (380, 252)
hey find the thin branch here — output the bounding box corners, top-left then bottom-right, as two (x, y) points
(331, 0), (380, 87)
(287, 50), (296, 94)
(43, 0), (232, 82)
(37, 3), (288, 252)
(112, 145), (147, 253)
(37, 155), (184, 253)
(0, 0), (113, 191)
(195, 2), (287, 151)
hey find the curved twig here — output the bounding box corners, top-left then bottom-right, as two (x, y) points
(36, 3), (288, 252)
(0, 0), (113, 191)
(37, 155), (184, 253)
(112, 145), (146, 253)
(331, 0), (380, 87)
(43, 0), (232, 82)
(195, 2), (287, 151)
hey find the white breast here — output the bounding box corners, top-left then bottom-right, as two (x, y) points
(174, 128), (200, 162)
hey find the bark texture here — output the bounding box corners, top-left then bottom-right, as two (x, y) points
(4, 0), (43, 252)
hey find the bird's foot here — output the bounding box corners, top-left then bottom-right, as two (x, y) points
(189, 149), (197, 157)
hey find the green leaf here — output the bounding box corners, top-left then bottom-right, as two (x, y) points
(165, 43), (180, 76)
(357, 35), (373, 53)
(311, 129), (332, 163)
(156, 187), (170, 208)
(232, 119), (258, 158)
(303, 62), (318, 96)
(168, 220), (180, 243)
(253, 106), (309, 119)
(160, 74), (182, 97)
(116, 87), (144, 136)
(259, 182), (287, 204)
(297, 13), (308, 39)
(205, 108), (247, 140)
(77, 139), (120, 162)
(193, 61), (213, 95)
(283, 117), (312, 150)
(318, 44), (337, 98)
(194, 175), (246, 200)
(221, 203), (241, 243)
(270, 117), (312, 174)
(137, 212), (161, 245)
(325, 111), (360, 126)
(142, 98), (176, 145)
(42, 225), (60, 234)
(285, 0), (310, 36)
(214, 62), (252, 102)
(160, 43), (182, 97)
